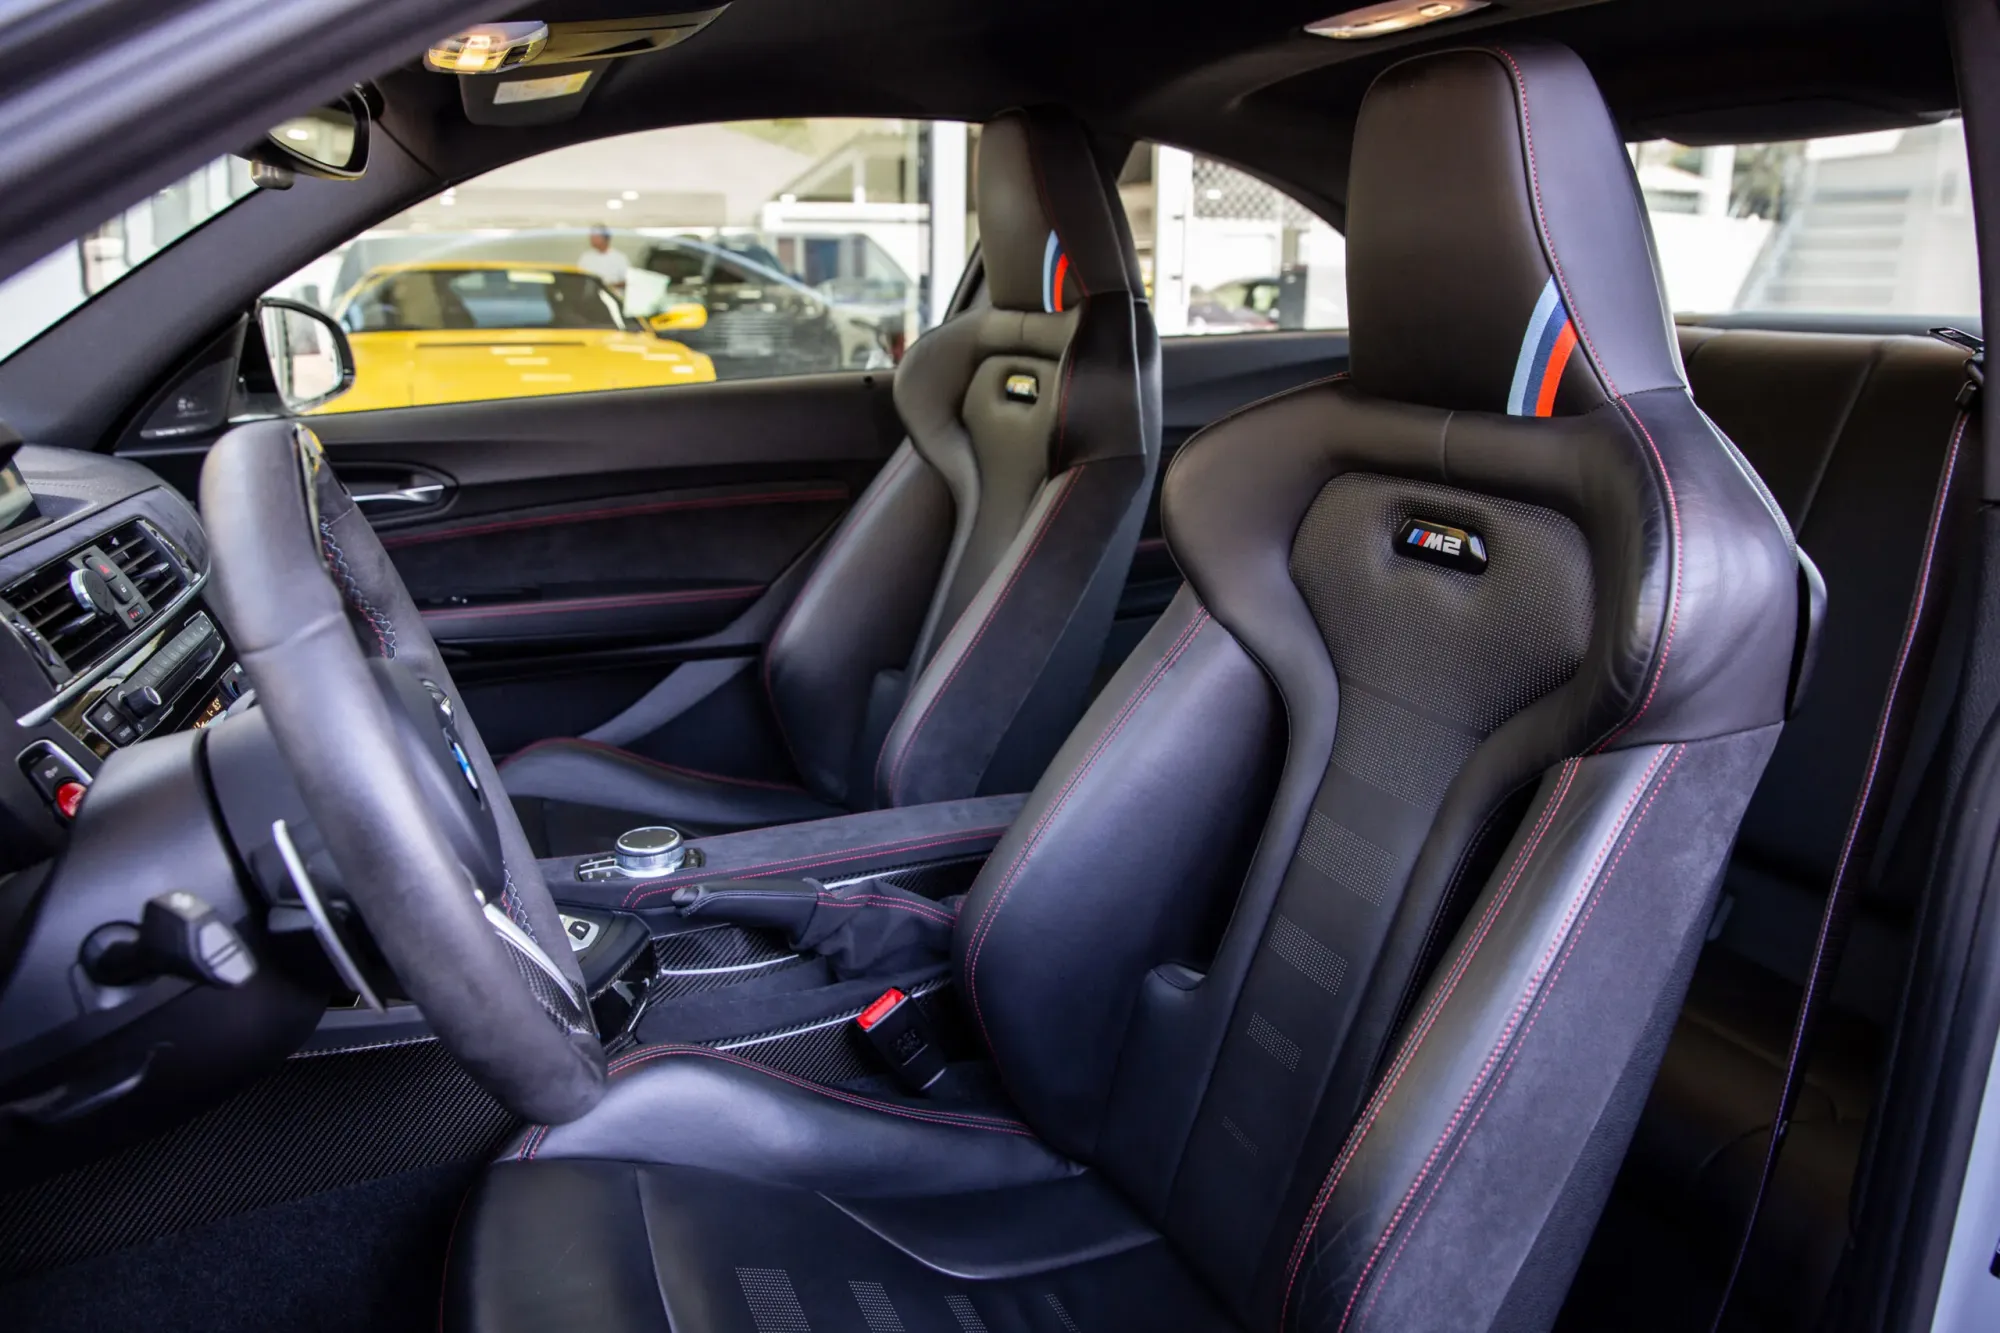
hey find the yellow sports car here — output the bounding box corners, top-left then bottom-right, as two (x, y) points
(319, 260), (715, 412)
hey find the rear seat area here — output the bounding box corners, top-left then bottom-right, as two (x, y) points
(1559, 326), (1980, 1330)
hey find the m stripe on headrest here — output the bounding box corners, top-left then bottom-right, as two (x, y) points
(1041, 230), (1068, 313)
(1507, 275), (1579, 417)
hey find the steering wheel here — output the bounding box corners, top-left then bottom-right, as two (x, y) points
(199, 420), (604, 1124)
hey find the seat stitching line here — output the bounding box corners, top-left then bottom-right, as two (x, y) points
(814, 895), (957, 925)
(596, 1044), (1033, 1134)
(1349, 746), (1682, 1333)
(621, 824), (1012, 908)
(963, 608), (1212, 1059)
(1491, 46), (1684, 753)
(1281, 757), (1581, 1304)
(1389, 777), (1540, 1048)
(1310, 747), (1667, 1331)
(878, 467), (1086, 805)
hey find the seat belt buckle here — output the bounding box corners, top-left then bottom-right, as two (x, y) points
(855, 988), (947, 1093)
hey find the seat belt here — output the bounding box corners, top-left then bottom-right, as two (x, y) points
(1709, 342), (1981, 1329)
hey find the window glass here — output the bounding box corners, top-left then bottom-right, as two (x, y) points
(272, 119), (979, 414)
(0, 157), (258, 362)
(1633, 118), (1979, 317)
(1117, 144), (1347, 336)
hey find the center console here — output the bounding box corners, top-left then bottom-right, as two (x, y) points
(540, 794), (1027, 1083)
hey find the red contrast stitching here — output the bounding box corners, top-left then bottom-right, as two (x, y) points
(1281, 758), (1581, 1306)
(421, 585), (762, 622)
(619, 823), (1012, 909)
(963, 608), (1212, 1053)
(381, 488), (847, 549)
(814, 893), (957, 925)
(1350, 746), (1682, 1333)
(596, 1044), (1032, 1135)
(1493, 46), (1683, 752)
(878, 468), (1085, 805)
(764, 451), (917, 773)
(499, 737), (807, 793)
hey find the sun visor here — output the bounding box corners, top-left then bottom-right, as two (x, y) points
(447, 9), (731, 128)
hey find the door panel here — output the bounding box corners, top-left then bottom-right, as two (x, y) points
(376, 480), (848, 648)
(302, 371), (903, 755)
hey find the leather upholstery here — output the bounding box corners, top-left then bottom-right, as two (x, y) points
(451, 43), (1801, 1333)
(498, 736), (842, 837)
(505, 107), (1160, 843)
(1347, 47), (1683, 416)
(1568, 328), (1980, 1330)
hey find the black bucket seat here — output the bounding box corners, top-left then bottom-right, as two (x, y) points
(500, 108), (1160, 848)
(445, 43), (1806, 1333)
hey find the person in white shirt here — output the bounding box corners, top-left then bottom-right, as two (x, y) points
(576, 225), (630, 297)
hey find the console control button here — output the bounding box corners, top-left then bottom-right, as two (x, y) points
(19, 740), (92, 818)
(613, 826), (686, 878)
(86, 700), (137, 746)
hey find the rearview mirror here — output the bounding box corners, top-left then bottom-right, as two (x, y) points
(257, 299), (355, 413)
(647, 303), (709, 333)
(242, 91), (370, 188)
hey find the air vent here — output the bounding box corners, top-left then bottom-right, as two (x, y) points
(1, 521), (191, 685)
(101, 521), (189, 609)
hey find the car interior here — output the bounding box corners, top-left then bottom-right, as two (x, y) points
(0, 1), (1995, 1331)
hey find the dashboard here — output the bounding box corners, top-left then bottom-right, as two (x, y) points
(0, 444), (241, 870)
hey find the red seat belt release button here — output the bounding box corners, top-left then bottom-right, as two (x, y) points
(855, 988), (946, 1093)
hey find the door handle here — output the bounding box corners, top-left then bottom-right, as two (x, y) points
(352, 482), (447, 510)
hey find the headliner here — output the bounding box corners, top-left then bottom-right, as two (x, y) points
(382, 0), (1959, 228)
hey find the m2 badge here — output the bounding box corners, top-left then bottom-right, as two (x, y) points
(1395, 518), (1488, 574)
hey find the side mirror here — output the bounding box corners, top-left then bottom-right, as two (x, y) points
(647, 302), (709, 334)
(257, 299), (355, 413)
(242, 90), (370, 189)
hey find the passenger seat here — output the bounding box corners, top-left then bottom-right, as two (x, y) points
(501, 108), (1160, 855)
(1562, 325), (1980, 1331)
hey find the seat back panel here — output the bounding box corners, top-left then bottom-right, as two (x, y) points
(1164, 472), (1596, 1297)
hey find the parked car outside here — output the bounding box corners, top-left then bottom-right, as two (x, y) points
(636, 235), (895, 378)
(326, 261), (714, 412)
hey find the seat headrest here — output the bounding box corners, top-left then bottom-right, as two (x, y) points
(978, 108), (1138, 314)
(1346, 42), (1684, 416)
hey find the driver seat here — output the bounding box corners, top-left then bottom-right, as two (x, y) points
(445, 44), (1805, 1332)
